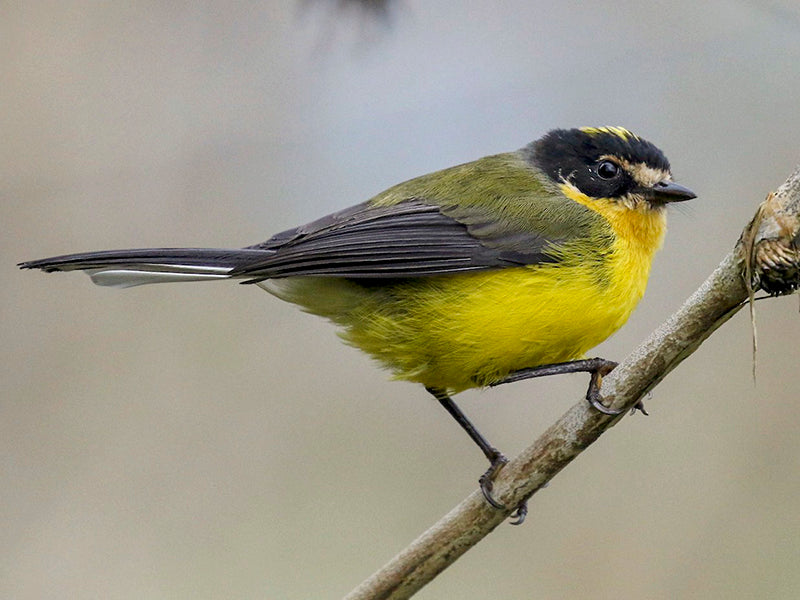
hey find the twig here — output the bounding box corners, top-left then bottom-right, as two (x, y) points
(344, 165), (800, 600)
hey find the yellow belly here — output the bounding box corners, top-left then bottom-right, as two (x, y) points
(262, 197), (666, 394)
(263, 242), (654, 393)
(346, 264), (645, 391)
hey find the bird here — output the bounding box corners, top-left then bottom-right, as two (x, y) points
(20, 126), (695, 523)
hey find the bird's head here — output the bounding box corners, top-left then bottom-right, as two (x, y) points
(529, 126), (696, 211)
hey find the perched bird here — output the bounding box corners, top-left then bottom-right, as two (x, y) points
(20, 126), (695, 523)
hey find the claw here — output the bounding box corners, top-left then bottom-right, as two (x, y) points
(587, 387), (625, 415)
(509, 501), (528, 525)
(478, 455), (529, 525)
(478, 455), (508, 510)
(586, 362), (625, 415)
(588, 387), (649, 416)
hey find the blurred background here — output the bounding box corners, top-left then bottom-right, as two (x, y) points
(3, 1), (800, 598)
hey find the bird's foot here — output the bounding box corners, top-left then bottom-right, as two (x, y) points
(478, 452), (529, 525)
(478, 453), (508, 510)
(586, 362), (649, 416)
(585, 360), (623, 414)
(587, 388), (624, 415)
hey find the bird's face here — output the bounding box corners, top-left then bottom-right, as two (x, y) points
(530, 126), (696, 211)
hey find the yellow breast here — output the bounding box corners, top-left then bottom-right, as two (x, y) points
(268, 191), (668, 394)
(373, 190), (668, 393)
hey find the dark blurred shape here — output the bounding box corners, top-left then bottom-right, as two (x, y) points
(299, 0), (399, 53)
(304, 0), (395, 21)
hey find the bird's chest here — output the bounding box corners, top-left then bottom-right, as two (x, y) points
(476, 229), (661, 376)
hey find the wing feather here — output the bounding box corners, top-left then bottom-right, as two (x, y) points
(232, 199), (559, 281)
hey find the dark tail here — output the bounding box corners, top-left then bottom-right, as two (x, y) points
(19, 248), (273, 288)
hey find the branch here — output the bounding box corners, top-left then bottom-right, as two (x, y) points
(344, 166), (800, 600)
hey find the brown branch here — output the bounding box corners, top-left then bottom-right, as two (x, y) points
(344, 166), (800, 600)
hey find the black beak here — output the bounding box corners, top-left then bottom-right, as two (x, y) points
(650, 180), (696, 204)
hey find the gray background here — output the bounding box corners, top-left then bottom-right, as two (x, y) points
(3, 1), (800, 598)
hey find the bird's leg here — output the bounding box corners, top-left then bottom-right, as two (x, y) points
(491, 357), (638, 415)
(427, 387), (529, 522)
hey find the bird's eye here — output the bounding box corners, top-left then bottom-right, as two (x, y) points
(597, 161), (620, 180)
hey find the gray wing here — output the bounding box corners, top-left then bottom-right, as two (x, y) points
(232, 199), (560, 282)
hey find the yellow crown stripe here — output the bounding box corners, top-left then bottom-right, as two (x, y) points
(579, 126), (638, 141)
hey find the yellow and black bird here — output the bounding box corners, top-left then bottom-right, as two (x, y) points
(20, 126), (695, 521)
